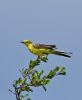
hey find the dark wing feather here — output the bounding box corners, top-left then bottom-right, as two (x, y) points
(33, 43), (57, 49)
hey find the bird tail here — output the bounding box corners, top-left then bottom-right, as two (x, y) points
(52, 50), (72, 58)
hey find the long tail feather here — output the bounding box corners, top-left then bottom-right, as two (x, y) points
(52, 51), (72, 58)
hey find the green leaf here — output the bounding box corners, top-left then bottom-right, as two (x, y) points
(21, 96), (24, 100)
(24, 94), (29, 97)
(46, 67), (60, 79)
(42, 85), (47, 91)
(15, 77), (22, 85)
(19, 68), (24, 74)
(22, 77), (27, 84)
(37, 70), (44, 79)
(38, 79), (50, 85)
(29, 59), (40, 69)
(31, 72), (38, 80)
(27, 98), (31, 100)
(24, 69), (28, 75)
(58, 67), (66, 75)
(25, 86), (33, 92)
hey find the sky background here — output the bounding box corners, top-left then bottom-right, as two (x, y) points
(0, 0), (82, 100)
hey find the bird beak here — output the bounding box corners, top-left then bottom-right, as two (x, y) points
(20, 41), (24, 43)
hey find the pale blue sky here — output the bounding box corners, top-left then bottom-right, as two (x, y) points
(0, 0), (82, 100)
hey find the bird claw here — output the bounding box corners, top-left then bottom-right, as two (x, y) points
(37, 55), (48, 63)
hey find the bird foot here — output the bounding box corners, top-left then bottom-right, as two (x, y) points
(37, 55), (48, 63)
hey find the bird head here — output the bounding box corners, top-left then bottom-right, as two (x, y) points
(21, 40), (32, 46)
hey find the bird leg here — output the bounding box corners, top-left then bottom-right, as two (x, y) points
(37, 55), (48, 62)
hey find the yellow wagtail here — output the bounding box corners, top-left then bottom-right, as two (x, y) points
(21, 40), (72, 58)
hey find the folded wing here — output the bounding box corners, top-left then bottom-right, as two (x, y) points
(33, 44), (57, 49)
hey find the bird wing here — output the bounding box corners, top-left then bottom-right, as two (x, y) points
(33, 43), (57, 49)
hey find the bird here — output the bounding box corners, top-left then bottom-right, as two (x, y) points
(21, 40), (72, 58)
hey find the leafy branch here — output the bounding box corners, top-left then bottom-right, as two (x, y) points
(9, 56), (66, 100)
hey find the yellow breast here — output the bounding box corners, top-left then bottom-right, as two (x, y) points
(28, 44), (38, 55)
(27, 44), (45, 56)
